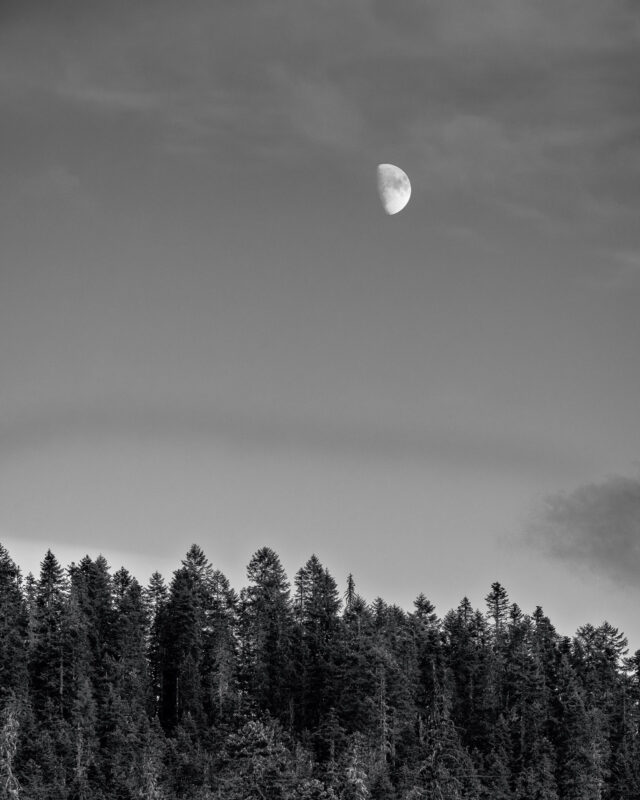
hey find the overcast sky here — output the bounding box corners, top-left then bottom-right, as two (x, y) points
(2, 0), (640, 648)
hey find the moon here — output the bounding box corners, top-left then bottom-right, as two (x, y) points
(377, 163), (411, 215)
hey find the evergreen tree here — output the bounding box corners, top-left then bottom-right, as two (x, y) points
(485, 582), (510, 638)
(0, 545), (28, 701)
(201, 567), (238, 730)
(411, 594), (443, 719)
(216, 718), (294, 800)
(159, 547), (210, 730)
(293, 555), (341, 740)
(0, 545), (638, 800)
(417, 686), (481, 800)
(68, 555), (117, 711)
(555, 651), (608, 800)
(29, 549), (69, 718)
(336, 592), (377, 737)
(100, 568), (151, 792)
(443, 598), (489, 754)
(145, 570), (168, 718)
(239, 547), (296, 727)
(344, 574), (356, 614)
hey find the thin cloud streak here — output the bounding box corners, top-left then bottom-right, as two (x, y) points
(0, 400), (583, 477)
(4, 1), (640, 170)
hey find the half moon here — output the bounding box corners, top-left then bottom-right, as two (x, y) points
(377, 163), (411, 215)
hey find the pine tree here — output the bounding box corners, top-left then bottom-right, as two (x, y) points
(29, 549), (68, 718)
(0, 545), (639, 799)
(293, 555), (341, 739)
(159, 549), (208, 730)
(239, 547), (296, 727)
(443, 598), (489, 754)
(337, 593), (377, 737)
(485, 582), (510, 643)
(216, 718), (294, 800)
(201, 567), (238, 730)
(0, 545), (28, 701)
(344, 574), (356, 614)
(69, 555), (117, 709)
(99, 568), (152, 793)
(555, 651), (608, 800)
(411, 594), (443, 723)
(145, 571), (168, 718)
(418, 685), (481, 800)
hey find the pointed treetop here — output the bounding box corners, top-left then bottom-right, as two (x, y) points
(182, 544), (209, 570)
(0, 543), (20, 581)
(38, 550), (63, 583)
(246, 547), (289, 593)
(344, 573), (356, 611)
(94, 554), (111, 573)
(485, 582), (510, 631)
(414, 593), (437, 622)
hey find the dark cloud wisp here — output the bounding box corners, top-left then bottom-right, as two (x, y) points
(528, 473), (640, 587)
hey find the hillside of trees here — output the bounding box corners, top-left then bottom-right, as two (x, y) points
(0, 541), (639, 799)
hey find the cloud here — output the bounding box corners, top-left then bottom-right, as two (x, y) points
(0, 398), (583, 477)
(272, 68), (363, 151)
(528, 473), (640, 586)
(2, 0), (640, 238)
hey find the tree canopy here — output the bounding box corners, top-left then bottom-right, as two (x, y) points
(0, 542), (638, 799)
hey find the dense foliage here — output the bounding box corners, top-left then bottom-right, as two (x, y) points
(0, 541), (638, 799)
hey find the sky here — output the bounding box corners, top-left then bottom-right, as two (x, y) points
(2, 0), (640, 649)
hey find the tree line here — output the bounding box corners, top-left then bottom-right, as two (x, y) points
(0, 541), (639, 799)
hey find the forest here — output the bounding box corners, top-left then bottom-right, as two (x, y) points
(0, 541), (639, 799)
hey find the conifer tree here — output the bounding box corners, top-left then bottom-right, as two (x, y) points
(239, 547), (296, 727)
(0, 545), (28, 701)
(555, 651), (609, 800)
(145, 571), (168, 718)
(293, 555), (341, 738)
(217, 718), (294, 800)
(160, 548), (209, 730)
(418, 686), (481, 800)
(68, 555), (117, 712)
(99, 568), (152, 792)
(337, 592), (377, 736)
(485, 583), (510, 637)
(344, 574), (356, 614)
(29, 550), (68, 719)
(411, 594), (443, 727)
(0, 545), (639, 799)
(444, 598), (489, 753)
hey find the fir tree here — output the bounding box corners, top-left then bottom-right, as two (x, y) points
(239, 547), (296, 727)
(293, 555), (341, 739)
(29, 549), (68, 718)
(0, 545), (28, 701)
